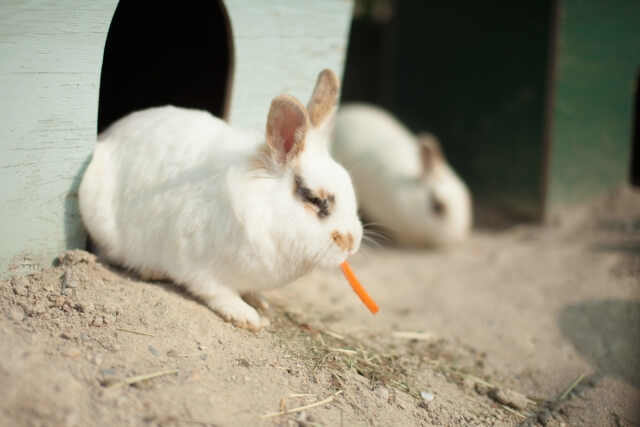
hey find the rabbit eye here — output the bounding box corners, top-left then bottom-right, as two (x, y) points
(294, 175), (334, 218)
(430, 195), (446, 216)
(303, 190), (331, 218)
(305, 194), (323, 208)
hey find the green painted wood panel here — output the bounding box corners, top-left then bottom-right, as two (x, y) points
(224, 0), (354, 131)
(0, 1), (118, 275)
(547, 0), (640, 210)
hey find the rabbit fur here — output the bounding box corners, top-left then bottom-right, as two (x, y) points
(332, 104), (471, 247)
(79, 70), (363, 330)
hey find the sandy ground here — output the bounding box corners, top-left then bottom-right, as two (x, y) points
(1, 186), (639, 426)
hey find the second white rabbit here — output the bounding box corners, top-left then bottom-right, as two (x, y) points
(332, 104), (471, 247)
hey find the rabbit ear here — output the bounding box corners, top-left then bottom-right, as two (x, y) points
(307, 69), (340, 128)
(266, 95), (310, 165)
(418, 133), (444, 174)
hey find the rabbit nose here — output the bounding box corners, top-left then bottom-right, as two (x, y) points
(331, 230), (355, 253)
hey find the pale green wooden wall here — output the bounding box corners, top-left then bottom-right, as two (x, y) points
(0, 1), (119, 275)
(225, 0), (354, 130)
(0, 0), (354, 276)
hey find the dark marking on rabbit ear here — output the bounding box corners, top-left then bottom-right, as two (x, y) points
(419, 133), (444, 174)
(267, 95), (309, 165)
(307, 69), (340, 127)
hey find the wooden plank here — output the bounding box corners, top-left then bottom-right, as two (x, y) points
(224, 0), (354, 130)
(0, 1), (118, 275)
(546, 0), (640, 211)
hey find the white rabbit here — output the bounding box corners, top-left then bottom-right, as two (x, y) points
(79, 70), (363, 330)
(332, 104), (471, 247)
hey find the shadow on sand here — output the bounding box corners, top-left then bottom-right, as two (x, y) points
(559, 299), (640, 389)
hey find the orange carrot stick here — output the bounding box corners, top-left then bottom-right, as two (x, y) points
(340, 261), (379, 314)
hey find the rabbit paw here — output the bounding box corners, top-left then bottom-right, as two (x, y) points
(242, 292), (270, 312)
(205, 292), (266, 331)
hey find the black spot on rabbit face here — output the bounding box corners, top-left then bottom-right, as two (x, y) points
(294, 175), (335, 218)
(430, 193), (446, 217)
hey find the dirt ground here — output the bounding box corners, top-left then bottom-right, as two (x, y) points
(1, 186), (639, 426)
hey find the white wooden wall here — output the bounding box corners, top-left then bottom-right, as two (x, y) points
(0, 0), (353, 276)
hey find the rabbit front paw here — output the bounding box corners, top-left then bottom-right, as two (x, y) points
(242, 292), (270, 312)
(205, 291), (267, 331)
